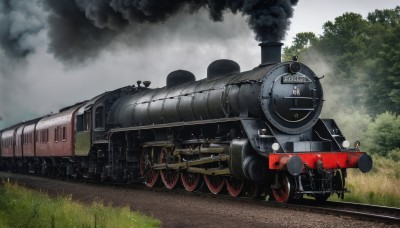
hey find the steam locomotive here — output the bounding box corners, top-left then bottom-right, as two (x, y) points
(0, 43), (372, 203)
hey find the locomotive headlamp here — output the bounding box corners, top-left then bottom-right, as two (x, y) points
(342, 140), (350, 149)
(289, 62), (301, 73)
(258, 129), (267, 135)
(272, 143), (280, 151)
(354, 141), (361, 149)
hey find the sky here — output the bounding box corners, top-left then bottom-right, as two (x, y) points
(0, 0), (399, 129)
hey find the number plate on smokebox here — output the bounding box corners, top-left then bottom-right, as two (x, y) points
(282, 75), (307, 84)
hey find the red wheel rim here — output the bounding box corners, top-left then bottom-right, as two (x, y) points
(226, 177), (244, 197)
(204, 175), (225, 194)
(140, 150), (159, 188)
(272, 174), (290, 203)
(181, 171), (200, 192)
(160, 148), (180, 189)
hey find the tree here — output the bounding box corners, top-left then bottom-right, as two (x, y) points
(283, 32), (317, 61)
(363, 7), (400, 115)
(284, 7), (400, 116)
(365, 112), (400, 156)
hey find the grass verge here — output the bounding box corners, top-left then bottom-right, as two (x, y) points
(341, 155), (400, 207)
(0, 181), (160, 228)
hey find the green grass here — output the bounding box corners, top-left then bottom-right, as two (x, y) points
(337, 155), (400, 207)
(0, 181), (160, 228)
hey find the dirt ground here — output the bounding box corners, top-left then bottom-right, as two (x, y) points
(0, 172), (391, 228)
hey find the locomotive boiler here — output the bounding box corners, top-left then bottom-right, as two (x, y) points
(0, 42), (373, 203)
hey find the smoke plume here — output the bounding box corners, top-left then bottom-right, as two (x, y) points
(0, 0), (45, 58)
(43, 0), (298, 63)
(0, 0), (298, 63)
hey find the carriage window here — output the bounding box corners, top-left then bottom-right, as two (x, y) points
(95, 106), (104, 129)
(55, 127), (59, 142)
(62, 126), (66, 141)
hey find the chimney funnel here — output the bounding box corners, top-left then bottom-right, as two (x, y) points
(259, 42), (283, 65)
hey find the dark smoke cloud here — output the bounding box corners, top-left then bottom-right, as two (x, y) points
(244, 0), (299, 41)
(0, 0), (298, 64)
(0, 0), (45, 58)
(43, 0), (298, 63)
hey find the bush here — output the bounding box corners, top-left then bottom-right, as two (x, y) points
(364, 112), (400, 156)
(388, 148), (400, 162)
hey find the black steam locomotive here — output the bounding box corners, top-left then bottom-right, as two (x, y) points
(0, 42), (372, 203)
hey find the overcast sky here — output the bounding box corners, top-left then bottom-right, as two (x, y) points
(0, 0), (398, 129)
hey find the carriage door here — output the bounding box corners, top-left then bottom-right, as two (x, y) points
(75, 108), (92, 156)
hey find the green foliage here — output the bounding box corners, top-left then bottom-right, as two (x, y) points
(284, 6), (400, 116)
(0, 182), (160, 228)
(388, 148), (400, 162)
(283, 32), (317, 61)
(364, 112), (400, 156)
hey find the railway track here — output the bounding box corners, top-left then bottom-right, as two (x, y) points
(286, 200), (400, 224)
(84, 178), (400, 224)
(98, 181), (400, 225)
(171, 188), (400, 224)
(1, 171), (399, 225)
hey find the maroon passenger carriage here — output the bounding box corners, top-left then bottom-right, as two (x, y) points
(0, 103), (83, 175)
(33, 104), (83, 176)
(1, 124), (21, 170)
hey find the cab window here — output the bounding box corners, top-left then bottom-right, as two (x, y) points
(95, 106), (104, 129)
